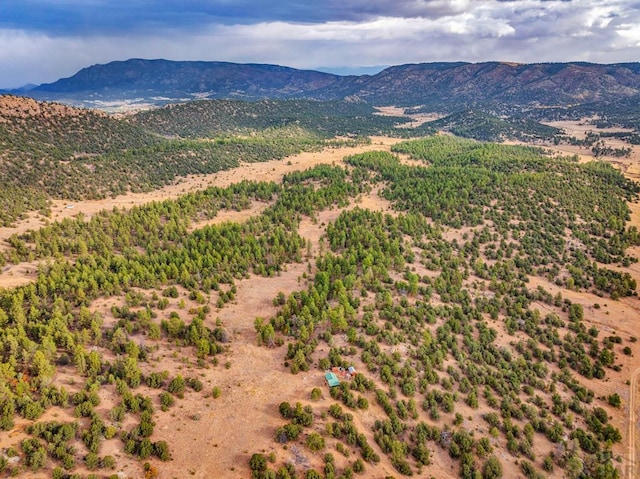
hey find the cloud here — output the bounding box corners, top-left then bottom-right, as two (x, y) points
(0, 1), (491, 33)
(227, 15), (514, 44)
(0, 0), (639, 88)
(617, 23), (640, 46)
(2, 0), (636, 34)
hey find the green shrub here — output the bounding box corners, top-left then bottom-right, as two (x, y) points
(249, 453), (267, 477)
(85, 452), (100, 470)
(311, 388), (323, 401)
(168, 375), (186, 398)
(22, 438), (47, 471)
(482, 456), (503, 479)
(608, 393), (622, 408)
(187, 377), (203, 392)
(154, 441), (171, 461)
(306, 432), (325, 452)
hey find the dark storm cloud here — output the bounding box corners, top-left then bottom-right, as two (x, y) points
(0, 1), (228, 35)
(0, 0), (527, 34)
(1, 0), (639, 88)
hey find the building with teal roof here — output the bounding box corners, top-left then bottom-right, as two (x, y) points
(325, 371), (340, 387)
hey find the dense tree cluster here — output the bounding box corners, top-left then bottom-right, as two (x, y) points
(131, 99), (408, 139)
(422, 110), (562, 142)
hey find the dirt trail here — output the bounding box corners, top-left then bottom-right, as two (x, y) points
(629, 367), (640, 479)
(626, 203), (640, 479)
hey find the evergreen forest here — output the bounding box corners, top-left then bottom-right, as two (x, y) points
(0, 95), (639, 479)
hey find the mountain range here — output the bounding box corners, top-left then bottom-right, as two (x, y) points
(12, 58), (640, 112)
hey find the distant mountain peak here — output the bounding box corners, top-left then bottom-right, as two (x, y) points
(22, 59), (640, 111)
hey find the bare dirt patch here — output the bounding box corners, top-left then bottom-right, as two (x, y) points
(156, 269), (313, 478)
(0, 262), (39, 289)
(375, 106), (442, 128)
(187, 200), (271, 232)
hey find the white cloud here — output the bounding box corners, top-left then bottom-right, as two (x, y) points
(222, 15), (515, 43)
(617, 23), (640, 46)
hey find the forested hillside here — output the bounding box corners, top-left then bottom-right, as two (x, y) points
(0, 96), (386, 227)
(0, 96), (158, 225)
(419, 111), (562, 143)
(130, 99), (407, 138)
(0, 133), (637, 478)
(2, 95), (570, 228)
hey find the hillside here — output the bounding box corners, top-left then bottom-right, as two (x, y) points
(130, 99), (406, 138)
(0, 135), (638, 479)
(0, 96), (314, 226)
(24, 59), (640, 113)
(0, 95), (158, 154)
(2, 93), (619, 228)
(360, 62), (640, 108)
(421, 110), (562, 142)
(0, 96), (413, 227)
(0, 95), (159, 225)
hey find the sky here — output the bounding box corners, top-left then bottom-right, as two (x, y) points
(1, 0), (640, 88)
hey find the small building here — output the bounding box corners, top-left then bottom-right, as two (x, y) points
(325, 371), (340, 387)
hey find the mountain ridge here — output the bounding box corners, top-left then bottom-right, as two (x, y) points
(22, 58), (640, 111)
(33, 58), (350, 99)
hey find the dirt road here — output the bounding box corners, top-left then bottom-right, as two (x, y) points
(628, 366), (640, 479)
